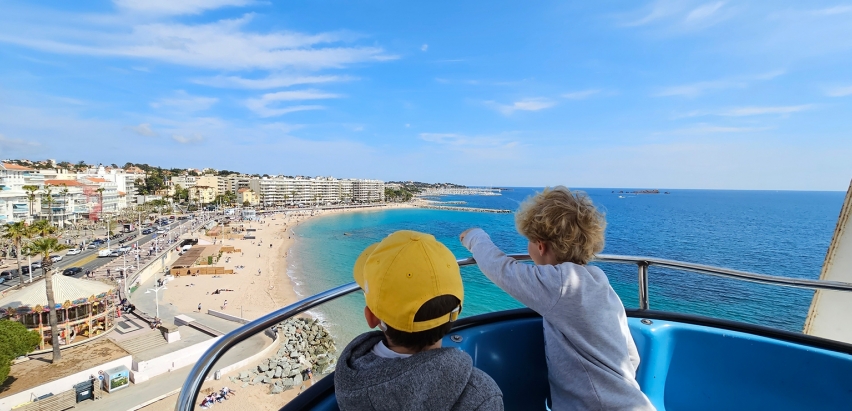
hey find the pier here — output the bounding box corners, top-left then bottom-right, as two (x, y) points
(416, 204), (512, 213)
(418, 187), (501, 196)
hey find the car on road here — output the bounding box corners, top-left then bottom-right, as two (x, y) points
(142, 228), (153, 235)
(97, 249), (113, 257)
(87, 243), (98, 249)
(156, 229), (167, 234)
(21, 266), (37, 274)
(1, 269), (17, 280)
(66, 248), (82, 255)
(118, 245), (132, 252)
(50, 255), (62, 262)
(31, 261), (42, 269)
(62, 267), (83, 276)
(109, 250), (123, 257)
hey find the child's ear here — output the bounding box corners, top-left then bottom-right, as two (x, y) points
(538, 241), (548, 256)
(364, 306), (381, 329)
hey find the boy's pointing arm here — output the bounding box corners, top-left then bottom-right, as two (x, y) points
(461, 228), (563, 315)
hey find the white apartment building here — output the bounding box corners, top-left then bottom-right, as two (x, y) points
(0, 163), (43, 224)
(248, 176), (384, 206)
(170, 175), (197, 191)
(225, 174), (253, 194)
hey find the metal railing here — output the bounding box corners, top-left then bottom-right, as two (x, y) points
(175, 254), (852, 410)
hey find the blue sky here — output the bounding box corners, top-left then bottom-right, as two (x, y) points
(0, 1), (851, 190)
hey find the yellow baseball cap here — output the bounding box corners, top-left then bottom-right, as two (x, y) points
(353, 230), (463, 333)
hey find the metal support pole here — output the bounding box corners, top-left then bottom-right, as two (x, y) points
(638, 262), (649, 310)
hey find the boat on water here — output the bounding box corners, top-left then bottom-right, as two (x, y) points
(176, 183), (852, 411)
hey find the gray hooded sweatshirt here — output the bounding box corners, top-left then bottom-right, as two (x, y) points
(463, 229), (655, 411)
(335, 331), (504, 411)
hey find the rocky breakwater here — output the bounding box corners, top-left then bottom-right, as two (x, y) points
(229, 317), (337, 394)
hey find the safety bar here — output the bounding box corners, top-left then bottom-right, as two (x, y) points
(176, 254), (852, 410)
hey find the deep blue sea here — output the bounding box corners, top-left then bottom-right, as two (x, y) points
(287, 188), (844, 346)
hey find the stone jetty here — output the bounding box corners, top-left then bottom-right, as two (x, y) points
(229, 317), (336, 394)
(416, 205), (512, 213)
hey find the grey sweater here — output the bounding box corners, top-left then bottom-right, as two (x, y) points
(462, 229), (655, 411)
(335, 331), (504, 411)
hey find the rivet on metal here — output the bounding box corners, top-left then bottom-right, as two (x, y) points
(640, 319), (653, 325)
(450, 334), (463, 343)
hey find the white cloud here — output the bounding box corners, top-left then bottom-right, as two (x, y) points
(172, 133), (203, 144)
(656, 80), (743, 97)
(561, 89), (601, 100)
(194, 73), (352, 89)
(0, 14), (396, 71)
(718, 105), (813, 116)
(685, 2), (725, 23)
(486, 98), (557, 115)
(244, 90), (339, 117)
(667, 124), (771, 134)
(127, 123), (158, 136)
(151, 90), (218, 112)
(421, 44), (428, 52)
(811, 6), (852, 16)
(623, 0), (687, 27)
(0, 132), (41, 152)
(826, 85), (852, 97)
(113, 0), (256, 16)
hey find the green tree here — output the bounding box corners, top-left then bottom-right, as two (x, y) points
(29, 220), (57, 238)
(0, 320), (41, 384)
(1, 222), (30, 286)
(25, 237), (67, 363)
(22, 185), (39, 219)
(243, 200), (250, 207)
(41, 187), (55, 225)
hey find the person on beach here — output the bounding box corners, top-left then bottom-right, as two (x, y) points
(335, 230), (503, 411)
(459, 187), (654, 411)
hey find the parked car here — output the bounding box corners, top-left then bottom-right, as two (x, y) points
(87, 243), (98, 249)
(156, 229), (167, 234)
(109, 250), (123, 257)
(66, 248), (82, 255)
(142, 228), (153, 235)
(1, 269), (17, 279)
(62, 267), (83, 276)
(118, 245), (132, 252)
(30, 261), (42, 269)
(50, 255), (62, 262)
(97, 249), (113, 258)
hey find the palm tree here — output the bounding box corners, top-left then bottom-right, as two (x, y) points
(30, 219), (57, 238)
(41, 186), (55, 225)
(1, 222), (30, 285)
(27, 237), (67, 363)
(59, 184), (70, 228)
(22, 185), (39, 221)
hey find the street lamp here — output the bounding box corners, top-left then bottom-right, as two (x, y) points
(145, 284), (167, 319)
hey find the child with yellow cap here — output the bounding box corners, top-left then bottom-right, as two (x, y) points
(334, 230), (503, 411)
(460, 187), (655, 411)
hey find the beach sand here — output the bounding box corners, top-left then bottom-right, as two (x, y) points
(146, 203), (413, 411)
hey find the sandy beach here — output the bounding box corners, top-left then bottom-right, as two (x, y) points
(145, 203), (413, 411)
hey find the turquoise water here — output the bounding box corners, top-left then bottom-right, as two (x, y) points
(288, 189), (845, 346)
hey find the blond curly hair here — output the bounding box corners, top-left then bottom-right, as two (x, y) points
(515, 186), (606, 265)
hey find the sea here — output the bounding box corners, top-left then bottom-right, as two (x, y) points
(286, 188), (845, 347)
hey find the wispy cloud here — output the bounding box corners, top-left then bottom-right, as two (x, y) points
(419, 132), (520, 156)
(656, 79), (743, 97)
(623, 0), (731, 30)
(113, 0), (256, 16)
(811, 5), (852, 16)
(718, 105), (813, 116)
(171, 132), (203, 144)
(656, 70), (784, 97)
(127, 123), (158, 137)
(561, 89), (601, 100)
(195, 74), (353, 89)
(666, 124), (772, 134)
(151, 90), (218, 112)
(0, 132), (41, 152)
(245, 89), (340, 117)
(486, 98), (557, 115)
(0, 14), (397, 71)
(421, 44), (428, 52)
(826, 85), (852, 97)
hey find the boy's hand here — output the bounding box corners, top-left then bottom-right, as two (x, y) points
(459, 228), (478, 243)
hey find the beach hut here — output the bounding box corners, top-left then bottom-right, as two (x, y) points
(0, 276), (117, 352)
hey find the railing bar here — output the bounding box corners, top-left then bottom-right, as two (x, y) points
(175, 282), (361, 411)
(637, 262), (650, 310)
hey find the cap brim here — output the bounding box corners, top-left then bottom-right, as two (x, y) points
(353, 243), (380, 289)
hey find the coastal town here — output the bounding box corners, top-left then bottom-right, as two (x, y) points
(0, 158), (484, 411)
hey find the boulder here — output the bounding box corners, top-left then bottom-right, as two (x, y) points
(271, 384), (284, 394)
(274, 366), (283, 378)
